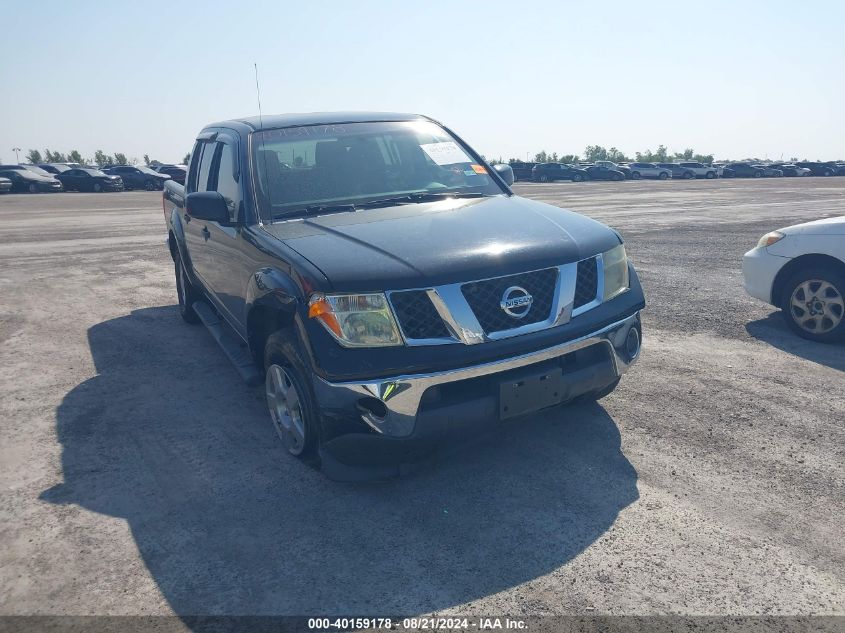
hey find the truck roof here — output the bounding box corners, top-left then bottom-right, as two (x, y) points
(206, 111), (428, 132)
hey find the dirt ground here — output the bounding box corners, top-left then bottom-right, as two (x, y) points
(0, 178), (842, 618)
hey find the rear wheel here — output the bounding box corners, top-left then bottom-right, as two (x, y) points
(705, 171), (716, 179)
(658, 172), (668, 180)
(683, 171), (694, 179)
(571, 173), (584, 182)
(175, 256), (201, 324)
(264, 330), (320, 459)
(753, 171), (762, 178)
(631, 171), (641, 180)
(612, 173), (623, 181)
(144, 180), (157, 191)
(93, 182), (103, 193)
(781, 267), (845, 343)
(28, 183), (39, 193)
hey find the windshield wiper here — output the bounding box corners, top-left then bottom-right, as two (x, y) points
(274, 203), (357, 219)
(357, 191), (490, 209)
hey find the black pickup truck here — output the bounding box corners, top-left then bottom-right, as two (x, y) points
(163, 112), (645, 478)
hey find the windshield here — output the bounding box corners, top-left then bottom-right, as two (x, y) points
(251, 120), (504, 222)
(137, 166), (159, 175)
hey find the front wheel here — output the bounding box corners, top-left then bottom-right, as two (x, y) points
(683, 171), (694, 179)
(612, 173), (623, 181)
(144, 180), (157, 191)
(631, 172), (641, 180)
(264, 330), (320, 459)
(175, 257), (201, 324)
(28, 183), (39, 193)
(753, 171), (762, 178)
(658, 172), (668, 180)
(705, 171), (716, 179)
(781, 267), (845, 343)
(571, 173), (584, 182)
(93, 182), (103, 193)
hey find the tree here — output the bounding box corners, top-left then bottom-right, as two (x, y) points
(143, 154), (150, 166)
(113, 153), (128, 165)
(583, 145), (608, 162)
(183, 153), (191, 165)
(607, 147), (628, 162)
(44, 149), (67, 163)
(533, 151), (550, 163)
(26, 149), (43, 165)
(94, 150), (112, 167)
(559, 154), (580, 165)
(67, 150), (84, 164)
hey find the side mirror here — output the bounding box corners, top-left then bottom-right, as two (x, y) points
(186, 191), (229, 223)
(493, 163), (514, 186)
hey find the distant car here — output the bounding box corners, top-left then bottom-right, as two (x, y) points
(0, 166), (63, 192)
(676, 162), (718, 179)
(56, 168), (124, 192)
(744, 216), (845, 342)
(508, 161), (537, 182)
(752, 164), (783, 177)
(155, 164), (187, 185)
(582, 163), (625, 181)
(37, 163), (74, 175)
(102, 165), (171, 190)
(656, 163), (696, 179)
(593, 160), (632, 179)
(772, 164), (811, 177)
(628, 162), (672, 180)
(0, 177), (11, 193)
(795, 162), (837, 177)
(724, 163), (765, 178)
(531, 162), (589, 182)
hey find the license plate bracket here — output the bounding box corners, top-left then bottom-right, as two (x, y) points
(499, 367), (565, 420)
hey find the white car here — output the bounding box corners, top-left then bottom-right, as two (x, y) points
(743, 216), (845, 342)
(676, 161), (719, 179)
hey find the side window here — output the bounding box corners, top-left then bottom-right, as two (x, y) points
(194, 142), (218, 193)
(212, 143), (241, 223)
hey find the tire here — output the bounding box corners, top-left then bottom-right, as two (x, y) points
(28, 183), (39, 193)
(93, 182), (102, 193)
(824, 170), (833, 177)
(631, 172), (641, 180)
(144, 180), (157, 191)
(780, 266), (845, 343)
(753, 171), (762, 178)
(612, 173), (623, 181)
(705, 171), (716, 179)
(175, 256), (201, 324)
(571, 173), (584, 182)
(658, 172), (668, 180)
(539, 174), (549, 183)
(683, 171), (694, 179)
(264, 329), (320, 459)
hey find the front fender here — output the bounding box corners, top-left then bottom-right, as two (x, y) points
(245, 267), (301, 316)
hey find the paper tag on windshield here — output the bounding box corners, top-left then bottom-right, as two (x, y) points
(420, 141), (470, 166)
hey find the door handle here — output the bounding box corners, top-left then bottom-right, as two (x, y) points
(202, 226), (211, 241)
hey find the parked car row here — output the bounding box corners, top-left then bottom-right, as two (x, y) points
(0, 162), (181, 193)
(509, 160), (845, 183)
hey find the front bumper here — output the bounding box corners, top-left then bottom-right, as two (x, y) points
(314, 311), (641, 441)
(742, 246), (789, 305)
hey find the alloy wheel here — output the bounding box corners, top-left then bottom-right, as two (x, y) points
(265, 364), (307, 455)
(789, 279), (844, 334)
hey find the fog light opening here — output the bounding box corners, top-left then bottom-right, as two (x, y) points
(625, 327), (641, 361)
(357, 397), (388, 421)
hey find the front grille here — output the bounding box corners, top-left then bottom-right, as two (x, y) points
(573, 257), (598, 309)
(461, 268), (557, 334)
(390, 290), (451, 340)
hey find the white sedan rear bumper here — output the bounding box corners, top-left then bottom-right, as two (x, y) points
(742, 247), (791, 305)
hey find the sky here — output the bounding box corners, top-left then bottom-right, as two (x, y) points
(1, 0), (843, 165)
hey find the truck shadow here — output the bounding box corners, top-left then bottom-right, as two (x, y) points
(41, 306), (639, 617)
(746, 313), (845, 371)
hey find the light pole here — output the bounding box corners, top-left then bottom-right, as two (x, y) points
(12, 147), (21, 162)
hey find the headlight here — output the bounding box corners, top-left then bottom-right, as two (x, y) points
(602, 244), (629, 301)
(308, 293), (403, 347)
(757, 231), (784, 248)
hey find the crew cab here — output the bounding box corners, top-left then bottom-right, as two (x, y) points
(163, 112), (645, 478)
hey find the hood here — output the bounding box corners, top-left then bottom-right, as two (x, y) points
(781, 215), (845, 236)
(261, 195), (621, 291)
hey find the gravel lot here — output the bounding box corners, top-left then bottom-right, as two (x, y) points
(0, 179), (843, 618)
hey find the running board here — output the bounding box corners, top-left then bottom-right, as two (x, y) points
(192, 301), (263, 387)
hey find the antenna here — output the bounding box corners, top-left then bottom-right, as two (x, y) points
(254, 63), (270, 222)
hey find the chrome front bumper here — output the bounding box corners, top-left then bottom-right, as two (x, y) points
(313, 312), (642, 438)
